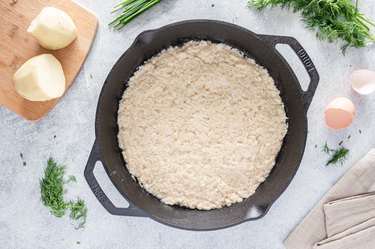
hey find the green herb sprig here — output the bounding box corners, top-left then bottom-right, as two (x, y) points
(322, 142), (350, 166)
(249, 0), (375, 52)
(67, 198), (87, 229)
(40, 158), (67, 217)
(40, 158), (87, 229)
(326, 147), (350, 166)
(109, 0), (161, 30)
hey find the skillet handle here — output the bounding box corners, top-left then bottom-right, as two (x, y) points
(258, 35), (319, 111)
(84, 140), (146, 217)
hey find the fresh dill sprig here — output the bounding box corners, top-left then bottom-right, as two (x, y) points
(67, 198), (87, 229)
(249, 0), (375, 53)
(40, 158), (87, 229)
(109, 0), (161, 30)
(322, 142), (333, 154)
(67, 175), (77, 183)
(40, 158), (67, 217)
(326, 147), (350, 166)
(321, 142), (350, 166)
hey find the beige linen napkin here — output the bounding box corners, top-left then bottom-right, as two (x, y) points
(313, 218), (375, 249)
(324, 193), (375, 237)
(284, 149), (375, 249)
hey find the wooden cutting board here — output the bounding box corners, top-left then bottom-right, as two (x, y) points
(0, 0), (98, 121)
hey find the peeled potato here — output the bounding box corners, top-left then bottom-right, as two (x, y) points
(13, 54), (66, 101)
(27, 7), (77, 50)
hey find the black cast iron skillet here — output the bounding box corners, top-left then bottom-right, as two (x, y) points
(84, 20), (319, 230)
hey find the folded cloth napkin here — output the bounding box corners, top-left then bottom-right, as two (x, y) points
(324, 193), (375, 237)
(313, 217), (375, 249)
(284, 149), (375, 249)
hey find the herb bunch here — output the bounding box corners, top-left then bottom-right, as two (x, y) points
(110, 0), (161, 30)
(249, 0), (375, 52)
(40, 158), (87, 229)
(322, 142), (350, 166)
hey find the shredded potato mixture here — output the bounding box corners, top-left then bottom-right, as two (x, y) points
(118, 41), (287, 210)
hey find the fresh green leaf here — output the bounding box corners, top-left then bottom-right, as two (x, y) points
(249, 0), (375, 52)
(40, 158), (67, 217)
(326, 147), (350, 166)
(67, 198), (87, 229)
(40, 158), (88, 228)
(321, 142), (350, 166)
(67, 175), (77, 183)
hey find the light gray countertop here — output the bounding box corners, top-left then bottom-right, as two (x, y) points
(1, 1), (375, 248)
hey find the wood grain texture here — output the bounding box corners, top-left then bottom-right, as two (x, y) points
(0, 0), (98, 121)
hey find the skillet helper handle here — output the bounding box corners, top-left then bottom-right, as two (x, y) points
(84, 140), (146, 217)
(259, 35), (319, 112)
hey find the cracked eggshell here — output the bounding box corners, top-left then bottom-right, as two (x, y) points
(351, 69), (375, 95)
(324, 97), (355, 130)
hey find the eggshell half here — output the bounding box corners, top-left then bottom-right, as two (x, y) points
(351, 69), (375, 95)
(324, 97), (355, 130)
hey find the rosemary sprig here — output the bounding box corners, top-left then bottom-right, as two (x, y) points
(249, 0), (375, 52)
(40, 158), (87, 229)
(109, 0), (161, 30)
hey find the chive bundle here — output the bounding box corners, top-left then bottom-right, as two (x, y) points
(109, 0), (161, 30)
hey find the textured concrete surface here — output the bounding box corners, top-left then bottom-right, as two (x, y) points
(1, 1), (375, 248)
